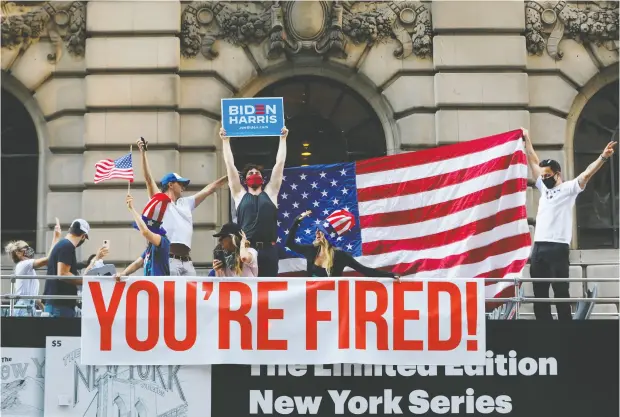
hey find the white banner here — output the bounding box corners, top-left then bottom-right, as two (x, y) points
(1, 348), (45, 417)
(43, 336), (211, 417)
(81, 277), (486, 366)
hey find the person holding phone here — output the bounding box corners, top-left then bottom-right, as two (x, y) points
(212, 223), (258, 277)
(116, 193), (172, 279)
(136, 137), (227, 276)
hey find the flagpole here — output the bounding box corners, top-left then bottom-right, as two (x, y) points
(128, 144), (132, 194)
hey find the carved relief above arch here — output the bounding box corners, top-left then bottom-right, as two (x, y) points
(525, 1), (618, 61)
(1, 1), (86, 64)
(180, 1), (432, 61)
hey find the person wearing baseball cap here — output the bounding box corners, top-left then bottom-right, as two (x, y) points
(116, 193), (172, 278)
(136, 137), (227, 276)
(43, 218), (108, 317)
(522, 128), (616, 320)
(212, 223), (258, 277)
(285, 209), (399, 280)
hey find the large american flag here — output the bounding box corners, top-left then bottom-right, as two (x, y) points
(94, 152), (134, 184)
(271, 130), (531, 300)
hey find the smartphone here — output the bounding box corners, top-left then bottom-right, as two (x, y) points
(103, 240), (110, 249)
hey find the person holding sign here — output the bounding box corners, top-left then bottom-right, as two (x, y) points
(286, 210), (400, 280)
(136, 137), (227, 276)
(220, 126), (288, 277)
(115, 193), (172, 278)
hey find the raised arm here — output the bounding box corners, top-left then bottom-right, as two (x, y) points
(193, 175), (228, 208)
(576, 141), (617, 189)
(285, 211), (315, 257)
(137, 138), (158, 198)
(265, 127), (289, 200)
(521, 128), (541, 180)
(343, 253), (397, 279)
(126, 194), (162, 247)
(82, 246), (109, 275)
(33, 218), (62, 269)
(220, 128), (245, 202)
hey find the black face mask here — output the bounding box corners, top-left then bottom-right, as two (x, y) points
(542, 175), (557, 189)
(76, 237), (86, 248)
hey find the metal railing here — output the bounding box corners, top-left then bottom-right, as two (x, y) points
(2, 275), (619, 318)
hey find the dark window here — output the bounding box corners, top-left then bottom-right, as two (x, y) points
(1, 89), (39, 247)
(230, 76), (387, 169)
(574, 80), (619, 249)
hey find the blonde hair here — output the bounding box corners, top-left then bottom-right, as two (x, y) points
(319, 240), (335, 276)
(230, 234), (243, 277)
(4, 240), (28, 263)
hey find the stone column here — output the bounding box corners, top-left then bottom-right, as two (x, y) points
(80, 1), (216, 271)
(429, 0), (534, 237)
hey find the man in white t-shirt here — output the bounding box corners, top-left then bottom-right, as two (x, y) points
(522, 128), (616, 320)
(137, 138), (227, 276)
(4, 219), (62, 316)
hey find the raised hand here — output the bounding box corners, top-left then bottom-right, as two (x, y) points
(280, 126), (289, 140)
(96, 246), (109, 260)
(136, 137), (148, 152)
(219, 127), (229, 141)
(126, 194), (134, 210)
(53, 217), (61, 239)
(602, 141), (617, 159)
(299, 210), (312, 219)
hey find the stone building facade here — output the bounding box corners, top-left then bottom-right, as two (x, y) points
(1, 1), (618, 304)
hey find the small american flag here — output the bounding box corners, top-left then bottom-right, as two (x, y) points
(94, 153), (134, 184)
(273, 129), (531, 302)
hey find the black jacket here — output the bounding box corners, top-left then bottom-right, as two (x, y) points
(285, 216), (397, 278)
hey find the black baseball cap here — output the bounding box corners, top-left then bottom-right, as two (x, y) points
(539, 159), (561, 173)
(213, 222), (242, 238)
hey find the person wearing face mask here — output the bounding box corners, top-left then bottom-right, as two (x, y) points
(43, 219), (108, 317)
(4, 218), (62, 316)
(136, 138), (227, 276)
(286, 209), (400, 280)
(220, 126), (289, 277)
(522, 128), (617, 320)
(212, 223), (258, 277)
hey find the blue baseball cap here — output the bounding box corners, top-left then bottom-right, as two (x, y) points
(161, 172), (190, 187)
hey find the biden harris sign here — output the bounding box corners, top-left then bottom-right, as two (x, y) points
(222, 97), (285, 137)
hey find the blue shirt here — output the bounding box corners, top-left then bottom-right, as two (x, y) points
(141, 236), (171, 276)
(45, 239), (79, 307)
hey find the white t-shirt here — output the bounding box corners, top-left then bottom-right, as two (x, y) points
(223, 248), (259, 277)
(162, 196), (196, 249)
(533, 176), (583, 244)
(14, 259), (39, 296)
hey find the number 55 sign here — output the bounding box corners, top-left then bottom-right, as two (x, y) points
(221, 97), (284, 137)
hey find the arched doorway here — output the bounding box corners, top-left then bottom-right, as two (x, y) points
(229, 76), (387, 169)
(573, 80), (619, 249)
(1, 88), (39, 246)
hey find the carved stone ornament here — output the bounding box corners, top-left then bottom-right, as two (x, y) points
(180, 1), (433, 60)
(1, 1), (86, 63)
(525, 1), (619, 60)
